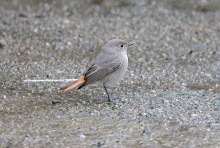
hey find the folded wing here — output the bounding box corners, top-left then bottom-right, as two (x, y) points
(78, 62), (121, 89)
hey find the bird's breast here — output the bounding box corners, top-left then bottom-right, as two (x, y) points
(103, 51), (128, 86)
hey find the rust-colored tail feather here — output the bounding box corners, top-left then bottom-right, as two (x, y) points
(60, 76), (85, 92)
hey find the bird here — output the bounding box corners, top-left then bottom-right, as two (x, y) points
(60, 39), (133, 102)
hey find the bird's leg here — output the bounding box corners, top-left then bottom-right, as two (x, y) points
(103, 84), (111, 102)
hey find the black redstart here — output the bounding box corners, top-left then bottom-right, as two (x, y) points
(61, 39), (133, 102)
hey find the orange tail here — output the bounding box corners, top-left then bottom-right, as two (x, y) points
(61, 76), (85, 92)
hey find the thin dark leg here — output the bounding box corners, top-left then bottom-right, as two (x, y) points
(103, 84), (111, 102)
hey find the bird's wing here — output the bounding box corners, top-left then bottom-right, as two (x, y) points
(78, 61), (121, 89)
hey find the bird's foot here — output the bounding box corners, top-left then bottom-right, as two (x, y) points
(108, 97), (120, 103)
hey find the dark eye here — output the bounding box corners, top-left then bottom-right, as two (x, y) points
(120, 44), (123, 47)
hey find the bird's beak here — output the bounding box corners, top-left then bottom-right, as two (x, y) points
(127, 42), (134, 46)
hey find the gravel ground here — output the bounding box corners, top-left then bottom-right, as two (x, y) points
(0, 0), (220, 147)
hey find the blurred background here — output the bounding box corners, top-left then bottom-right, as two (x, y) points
(1, 0), (220, 12)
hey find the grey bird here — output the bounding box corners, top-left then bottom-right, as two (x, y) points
(60, 39), (133, 102)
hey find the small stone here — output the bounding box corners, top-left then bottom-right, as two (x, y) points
(46, 43), (50, 46)
(0, 42), (4, 48)
(2, 95), (7, 100)
(52, 101), (61, 105)
(80, 134), (86, 139)
(19, 12), (27, 17)
(75, 131), (81, 135)
(142, 129), (151, 136)
(189, 50), (195, 54)
(67, 41), (72, 46)
(22, 112), (28, 115)
(191, 114), (198, 117)
(164, 100), (169, 103)
(34, 28), (38, 33)
(63, 19), (70, 24)
(98, 141), (105, 147)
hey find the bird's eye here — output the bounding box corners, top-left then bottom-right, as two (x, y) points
(120, 44), (123, 48)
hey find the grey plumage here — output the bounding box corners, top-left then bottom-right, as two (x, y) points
(61, 39), (133, 102)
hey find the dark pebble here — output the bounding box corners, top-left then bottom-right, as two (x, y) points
(97, 141), (105, 147)
(52, 101), (61, 105)
(189, 50), (195, 54)
(19, 13), (27, 17)
(142, 129), (151, 136)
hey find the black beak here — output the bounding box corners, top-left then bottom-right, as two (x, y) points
(128, 42), (134, 46)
